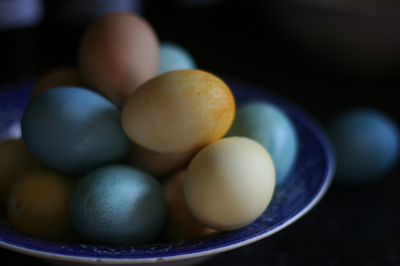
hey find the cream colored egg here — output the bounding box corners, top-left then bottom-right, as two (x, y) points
(184, 137), (275, 231)
(79, 13), (159, 107)
(121, 69), (235, 154)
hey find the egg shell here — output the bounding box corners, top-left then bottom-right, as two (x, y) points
(70, 164), (167, 246)
(158, 42), (196, 75)
(21, 86), (131, 174)
(7, 166), (80, 242)
(163, 169), (218, 241)
(79, 12), (159, 107)
(31, 67), (86, 98)
(327, 108), (400, 183)
(0, 138), (41, 204)
(184, 137), (275, 231)
(226, 102), (298, 186)
(121, 69), (236, 154)
(123, 142), (195, 177)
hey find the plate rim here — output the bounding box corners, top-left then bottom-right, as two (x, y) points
(0, 77), (335, 264)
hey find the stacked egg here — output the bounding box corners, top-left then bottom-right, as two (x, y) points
(0, 12), (299, 246)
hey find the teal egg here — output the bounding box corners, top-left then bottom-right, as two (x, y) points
(158, 42), (196, 74)
(21, 86), (131, 174)
(70, 164), (167, 246)
(327, 108), (400, 184)
(226, 102), (298, 186)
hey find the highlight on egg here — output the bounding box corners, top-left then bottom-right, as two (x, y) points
(121, 69), (236, 154)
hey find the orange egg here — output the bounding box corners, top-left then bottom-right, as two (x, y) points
(7, 166), (80, 242)
(121, 69), (236, 154)
(123, 142), (195, 177)
(31, 67), (86, 98)
(79, 12), (159, 107)
(163, 169), (218, 241)
(0, 139), (41, 204)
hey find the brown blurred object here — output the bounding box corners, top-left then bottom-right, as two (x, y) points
(163, 169), (218, 241)
(123, 142), (195, 177)
(31, 67), (86, 98)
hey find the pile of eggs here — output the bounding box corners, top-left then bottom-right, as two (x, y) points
(0, 12), (300, 246)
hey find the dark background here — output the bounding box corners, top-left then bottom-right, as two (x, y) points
(1, 1), (400, 265)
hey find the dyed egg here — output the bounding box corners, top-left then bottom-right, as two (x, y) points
(226, 102), (298, 185)
(7, 166), (80, 242)
(31, 67), (85, 98)
(163, 169), (218, 240)
(327, 108), (400, 183)
(70, 164), (167, 245)
(0, 138), (41, 203)
(21, 87), (131, 174)
(158, 42), (196, 74)
(123, 142), (195, 177)
(79, 12), (159, 107)
(121, 69), (236, 154)
(184, 137), (275, 231)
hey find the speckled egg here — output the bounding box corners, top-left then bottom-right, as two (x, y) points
(21, 86), (131, 174)
(226, 102), (298, 186)
(327, 108), (400, 183)
(70, 164), (167, 246)
(121, 69), (235, 154)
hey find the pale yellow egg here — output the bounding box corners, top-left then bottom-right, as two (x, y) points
(184, 137), (275, 231)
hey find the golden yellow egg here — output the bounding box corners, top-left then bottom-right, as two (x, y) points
(7, 166), (80, 242)
(121, 69), (236, 154)
(0, 139), (41, 204)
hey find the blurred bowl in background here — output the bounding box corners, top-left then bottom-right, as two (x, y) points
(263, 0), (400, 76)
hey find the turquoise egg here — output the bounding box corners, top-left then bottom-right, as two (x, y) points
(70, 164), (167, 246)
(21, 86), (131, 174)
(327, 108), (400, 183)
(158, 42), (196, 74)
(225, 102), (298, 186)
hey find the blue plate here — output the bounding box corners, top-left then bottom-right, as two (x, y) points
(0, 77), (335, 264)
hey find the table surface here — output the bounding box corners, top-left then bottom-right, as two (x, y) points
(1, 1), (400, 265)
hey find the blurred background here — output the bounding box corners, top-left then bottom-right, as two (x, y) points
(1, 0), (400, 265)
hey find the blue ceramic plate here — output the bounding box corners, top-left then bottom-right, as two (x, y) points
(0, 77), (335, 265)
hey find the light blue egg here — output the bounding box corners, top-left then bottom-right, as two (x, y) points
(327, 108), (400, 183)
(158, 42), (196, 74)
(70, 164), (167, 246)
(226, 102), (298, 186)
(21, 86), (131, 174)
